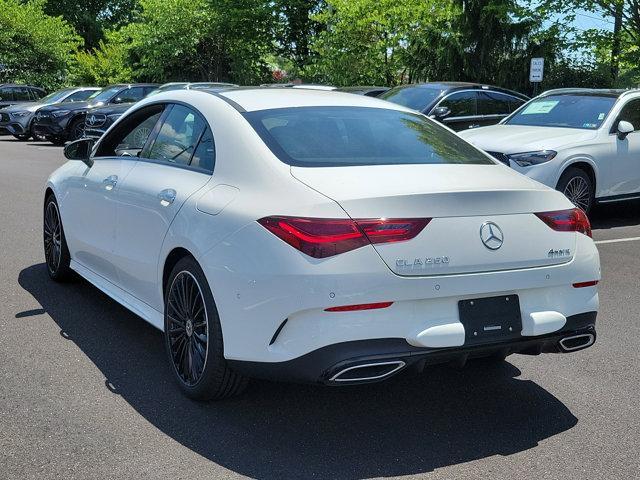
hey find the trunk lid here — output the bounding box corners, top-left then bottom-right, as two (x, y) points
(291, 164), (576, 276)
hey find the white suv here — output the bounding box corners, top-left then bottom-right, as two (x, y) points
(459, 88), (640, 213)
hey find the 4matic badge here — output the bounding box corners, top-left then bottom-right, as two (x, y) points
(548, 248), (571, 258)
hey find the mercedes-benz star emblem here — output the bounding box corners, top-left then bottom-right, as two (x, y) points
(480, 221), (504, 250)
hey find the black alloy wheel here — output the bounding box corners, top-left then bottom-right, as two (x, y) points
(166, 270), (209, 387)
(43, 195), (72, 281)
(557, 167), (594, 214)
(163, 256), (247, 400)
(69, 118), (85, 141)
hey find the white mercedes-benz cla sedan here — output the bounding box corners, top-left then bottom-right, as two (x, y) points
(44, 88), (600, 400)
(459, 88), (640, 214)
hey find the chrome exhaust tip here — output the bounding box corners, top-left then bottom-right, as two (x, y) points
(329, 360), (406, 383)
(559, 333), (595, 352)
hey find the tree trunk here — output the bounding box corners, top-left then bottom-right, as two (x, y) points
(611, 2), (623, 86)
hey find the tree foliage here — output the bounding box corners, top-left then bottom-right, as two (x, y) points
(0, 0), (82, 89)
(1, 0), (638, 92)
(43, 0), (139, 49)
(306, 0), (453, 86)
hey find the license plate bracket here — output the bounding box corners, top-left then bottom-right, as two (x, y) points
(458, 295), (522, 346)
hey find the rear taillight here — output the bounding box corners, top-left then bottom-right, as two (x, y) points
(535, 208), (592, 237)
(257, 216), (430, 258)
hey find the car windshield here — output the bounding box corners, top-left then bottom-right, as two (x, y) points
(244, 106), (494, 167)
(380, 86), (446, 112)
(505, 94), (617, 129)
(88, 86), (122, 103)
(38, 89), (75, 104)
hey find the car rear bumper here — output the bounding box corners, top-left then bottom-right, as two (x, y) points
(228, 312), (597, 385)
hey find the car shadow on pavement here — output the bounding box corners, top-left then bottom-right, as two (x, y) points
(591, 200), (640, 230)
(19, 263), (578, 480)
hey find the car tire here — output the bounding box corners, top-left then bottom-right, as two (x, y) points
(164, 256), (248, 400)
(556, 167), (593, 214)
(43, 194), (73, 282)
(51, 137), (66, 146)
(69, 118), (85, 141)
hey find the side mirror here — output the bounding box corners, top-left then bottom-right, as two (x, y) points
(431, 106), (451, 120)
(64, 138), (94, 167)
(617, 120), (634, 140)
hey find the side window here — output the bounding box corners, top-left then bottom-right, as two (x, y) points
(143, 86), (157, 96)
(0, 87), (14, 101)
(616, 100), (640, 131)
(30, 88), (45, 100)
(95, 105), (165, 157)
(438, 91), (477, 117)
(113, 87), (145, 104)
(147, 104), (206, 166)
(478, 92), (513, 116)
(64, 90), (95, 102)
(14, 87), (31, 101)
(190, 127), (215, 173)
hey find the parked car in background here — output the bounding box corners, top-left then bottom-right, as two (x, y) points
(84, 83), (236, 139)
(47, 88), (599, 400)
(0, 87), (99, 140)
(0, 84), (46, 109)
(33, 83), (158, 145)
(459, 88), (640, 214)
(380, 82), (528, 131)
(337, 86), (390, 97)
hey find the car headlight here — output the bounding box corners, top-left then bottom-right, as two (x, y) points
(11, 111), (31, 118)
(107, 113), (122, 121)
(507, 150), (557, 167)
(51, 110), (71, 118)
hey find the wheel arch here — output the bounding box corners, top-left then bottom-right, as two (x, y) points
(559, 160), (597, 195)
(161, 247), (196, 295)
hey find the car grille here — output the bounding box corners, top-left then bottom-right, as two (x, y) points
(0, 112), (9, 123)
(85, 113), (107, 128)
(486, 151), (510, 166)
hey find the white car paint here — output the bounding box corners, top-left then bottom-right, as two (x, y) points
(459, 89), (640, 201)
(46, 88), (600, 384)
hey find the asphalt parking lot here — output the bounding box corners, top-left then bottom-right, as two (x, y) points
(1, 137), (639, 480)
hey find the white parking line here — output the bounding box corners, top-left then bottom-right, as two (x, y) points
(595, 236), (640, 245)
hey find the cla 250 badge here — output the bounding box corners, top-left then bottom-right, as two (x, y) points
(396, 257), (450, 268)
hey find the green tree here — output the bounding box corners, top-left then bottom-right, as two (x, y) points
(0, 0), (82, 89)
(274, 0), (325, 75)
(99, 0), (276, 84)
(70, 29), (134, 85)
(43, 0), (139, 50)
(307, 0), (453, 86)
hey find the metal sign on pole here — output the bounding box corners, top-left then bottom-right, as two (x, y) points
(530, 58), (544, 96)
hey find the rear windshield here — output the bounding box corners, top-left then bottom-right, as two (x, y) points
(505, 94), (617, 129)
(380, 86), (445, 112)
(244, 106), (494, 167)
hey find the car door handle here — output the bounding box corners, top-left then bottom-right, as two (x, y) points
(158, 188), (177, 206)
(102, 175), (118, 191)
